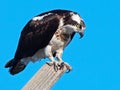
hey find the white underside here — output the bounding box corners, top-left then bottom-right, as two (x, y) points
(21, 24), (76, 65)
(30, 29), (71, 62)
(21, 35), (69, 65)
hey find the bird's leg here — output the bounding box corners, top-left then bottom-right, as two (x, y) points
(45, 45), (59, 71)
(55, 49), (63, 68)
(56, 49), (72, 72)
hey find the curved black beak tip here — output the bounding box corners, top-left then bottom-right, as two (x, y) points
(79, 32), (84, 39)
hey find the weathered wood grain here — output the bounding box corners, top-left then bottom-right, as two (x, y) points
(22, 64), (67, 90)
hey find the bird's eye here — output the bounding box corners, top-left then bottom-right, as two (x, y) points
(76, 24), (80, 28)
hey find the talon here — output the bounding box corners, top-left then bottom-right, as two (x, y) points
(46, 61), (54, 66)
(66, 69), (71, 73)
(61, 62), (64, 66)
(59, 62), (65, 70)
(46, 61), (72, 72)
(64, 62), (72, 73)
(46, 61), (59, 72)
(53, 61), (59, 72)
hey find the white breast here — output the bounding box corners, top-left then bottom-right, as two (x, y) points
(49, 29), (71, 51)
(49, 33), (64, 50)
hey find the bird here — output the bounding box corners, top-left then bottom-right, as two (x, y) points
(5, 9), (86, 75)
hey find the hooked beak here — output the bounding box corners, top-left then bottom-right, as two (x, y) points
(78, 20), (86, 38)
(79, 31), (84, 38)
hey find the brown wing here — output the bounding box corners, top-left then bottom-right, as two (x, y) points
(14, 14), (60, 59)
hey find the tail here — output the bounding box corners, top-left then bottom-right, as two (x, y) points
(5, 58), (26, 75)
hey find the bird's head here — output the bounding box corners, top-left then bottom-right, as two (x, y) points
(63, 12), (86, 38)
(74, 19), (86, 38)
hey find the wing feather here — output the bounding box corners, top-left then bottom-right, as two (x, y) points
(14, 14), (60, 59)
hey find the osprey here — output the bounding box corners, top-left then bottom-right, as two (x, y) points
(5, 9), (86, 75)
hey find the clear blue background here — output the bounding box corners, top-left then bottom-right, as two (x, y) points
(1, 0), (120, 90)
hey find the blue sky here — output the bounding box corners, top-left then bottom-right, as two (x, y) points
(1, 0), (120, 90)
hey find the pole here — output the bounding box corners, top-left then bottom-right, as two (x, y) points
(22, 64), (67, 90)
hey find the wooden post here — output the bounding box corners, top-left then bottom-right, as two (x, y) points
(22, 64), (67, 90)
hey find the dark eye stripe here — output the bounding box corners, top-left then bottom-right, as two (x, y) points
(80, 20), (86, 28)
(64, 16), (79, 26)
